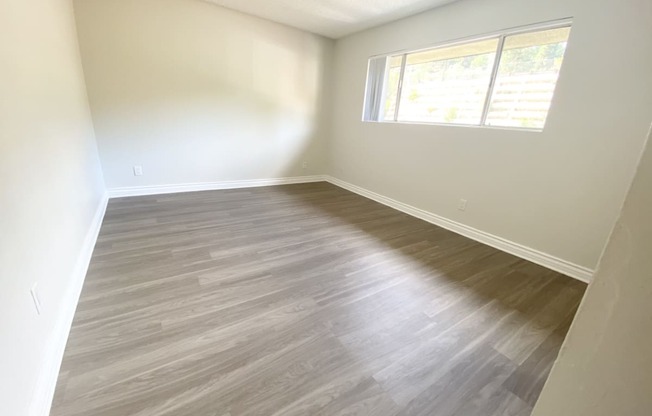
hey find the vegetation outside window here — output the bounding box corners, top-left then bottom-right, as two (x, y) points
(362, 20), (572, 130)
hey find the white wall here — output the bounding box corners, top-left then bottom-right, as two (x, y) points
(329, 0), (652, 272)
(532, 125), (652, 415)
(0, 0), (106, 414)
(74, 0), (334, 191)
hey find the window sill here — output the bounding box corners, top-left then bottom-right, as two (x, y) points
(362, 119), (544, 133)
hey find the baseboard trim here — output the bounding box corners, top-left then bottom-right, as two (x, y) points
(108, 175), (327, 198)
(31, 192), (109, 416)
(324, 176), (593, 283)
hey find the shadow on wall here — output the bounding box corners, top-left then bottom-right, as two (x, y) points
(77, 0), (332, 187)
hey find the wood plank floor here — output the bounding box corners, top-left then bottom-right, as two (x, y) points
(51, 182), (586, 416)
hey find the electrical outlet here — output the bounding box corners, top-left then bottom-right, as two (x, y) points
(302, 161), (308, 169)
(133, 165), (143, 176)
(30, 283), (42, 315)
(458, 199), (468, 211)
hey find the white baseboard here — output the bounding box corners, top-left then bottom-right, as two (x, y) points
(108, 175), (327, 198)
(324, 176), (593, 283)
(30, 192), (109, 416)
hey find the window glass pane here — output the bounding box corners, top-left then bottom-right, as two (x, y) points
(397, 38), (499, 124)
(383, 55), (403, 121)
(485, 27), (570, 129)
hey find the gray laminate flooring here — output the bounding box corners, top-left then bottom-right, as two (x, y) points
(51, 182), (586, 416)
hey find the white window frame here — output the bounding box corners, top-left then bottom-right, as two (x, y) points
(362, 18), (573, 132)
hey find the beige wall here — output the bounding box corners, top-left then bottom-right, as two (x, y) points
(329, 0), (652, 271)
(0, 0), (106, 414)
(74, 0), (334, 191)
(532, 126), (652, 415)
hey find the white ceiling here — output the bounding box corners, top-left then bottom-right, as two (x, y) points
(203, 0), (460, 39)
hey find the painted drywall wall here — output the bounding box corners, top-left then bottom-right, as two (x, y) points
(73, 0), (334, 190)
(0, 0), (106, 414)
(329, 0), (652, 271)
(531, 124), (652, 415)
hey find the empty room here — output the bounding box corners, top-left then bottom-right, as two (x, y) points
(1, 0), (651, 415)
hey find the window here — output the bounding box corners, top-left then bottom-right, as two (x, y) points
(363, 21), (571, 130)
